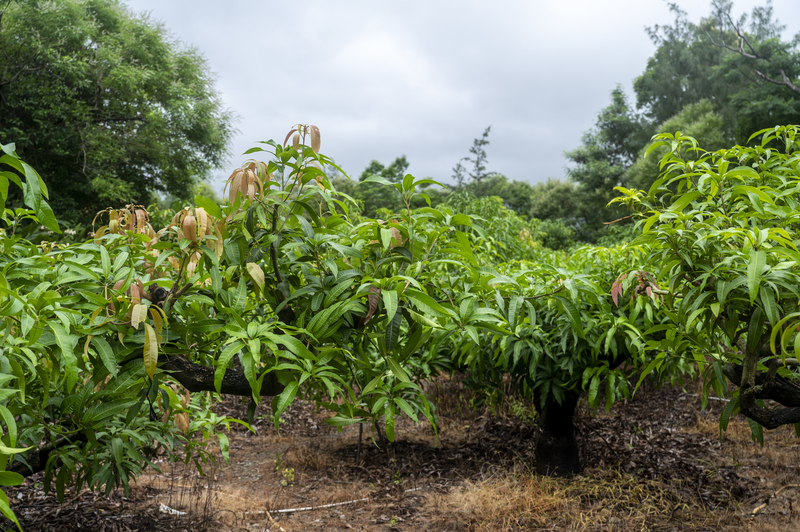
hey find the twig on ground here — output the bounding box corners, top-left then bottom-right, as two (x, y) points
(243, 487), (423, 515)
(750, 484), (800, 517)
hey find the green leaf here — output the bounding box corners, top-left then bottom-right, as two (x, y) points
(214, 341), (244, 392)
(91, 337), (118, 377)
(382, 290), (398, 323)
(746, 417), (764, 446)
(404, 290), (451, 318)
(361, 175), (393, 186)
(0, 490), (21, 530)
(210, 265), (222, 294)
(394, 397), (418, 422)
(668, 191), (701, 212)
(0, 472), (23, 487)
(82, 399), (137, 427)
(385, 310), (403, 351)
(232, 277), (247, 314)
(49, 322), (78, 392)
(386, 356), (411, 383)
(759, 286), (778, 328)
(56, 466), (68, 504)
(555, 296), (584, 338)
(0, 443), (32, 455)
(747, 249), (766, 304)
(588, 374), (600, 407)
(747, 307), (765, 356)
(361, 375), (385, 396)
(324, 415), (364, 427)
(246, 263), (265, 293)
(720, 396), (738, 432)
(194, 195), (223, 219)
(272, 381), (299, 430)
(450, 214), (472, 227)
(380, 228), (394, 250)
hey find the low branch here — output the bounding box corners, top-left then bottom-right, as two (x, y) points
(160, 354), (285, 397)
(9, 434), (88, 477)
(8, 356), (284, 477)
(723, 363), (800, 429)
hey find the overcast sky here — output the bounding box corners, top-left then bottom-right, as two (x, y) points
(122, 0), (800, 192)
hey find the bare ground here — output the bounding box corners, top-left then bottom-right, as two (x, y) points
(4, 376), (800, 531)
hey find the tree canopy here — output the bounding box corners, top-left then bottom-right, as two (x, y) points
(0, 0), (236, 225)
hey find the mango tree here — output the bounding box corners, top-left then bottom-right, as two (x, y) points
(0, 126), (487, 527)
(424, 212), (660, 476)
(614, 125), (800, 440)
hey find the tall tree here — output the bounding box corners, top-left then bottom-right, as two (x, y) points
(634, 0), (799, 143)
(0, 0), (236, 224)
(452, 126), (497, 187)
(564, 87), (651, 242)
(634, 3), (732, 128)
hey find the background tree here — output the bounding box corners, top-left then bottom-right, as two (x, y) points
(0, 0), (236, 225)
(562, 87), (651, 242)
(353, 156), (408, 217)
(634, 0), (799, 143)
(452, 126), (496, 188)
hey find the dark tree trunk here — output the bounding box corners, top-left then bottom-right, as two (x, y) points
(535, 390), (581, 477)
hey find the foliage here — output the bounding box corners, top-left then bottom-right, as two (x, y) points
(634, 3), (734, 128)
(625, 99), (727, 192)
(537, 219), (576, 251)
(440, 193), (543, 261)
(463, 174), (534, 216)
(0, 0), (235, 225)
(634, 0), (800, 143)
(352, 156), (447, 218)
(353, 156), (408, 218)
(2, 124), (533, 526)
(452, 244), (652, 414)
(614, 124), (800, 439)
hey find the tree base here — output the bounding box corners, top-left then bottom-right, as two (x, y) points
(535, 391), (581, 477)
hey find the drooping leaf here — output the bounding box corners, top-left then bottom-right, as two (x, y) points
(143, 323), (158, 378)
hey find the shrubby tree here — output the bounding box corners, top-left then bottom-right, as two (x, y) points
(438, 237), (653, 475)
(0, 125), (491, 525)
(0, 0), (235, 225)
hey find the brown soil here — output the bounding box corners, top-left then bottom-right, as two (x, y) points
(4, 376), (800, 531)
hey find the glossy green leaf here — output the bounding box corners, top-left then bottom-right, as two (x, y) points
(747, 249), (766, 304)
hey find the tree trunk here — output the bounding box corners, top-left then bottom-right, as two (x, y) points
(535, 390), (581, 477)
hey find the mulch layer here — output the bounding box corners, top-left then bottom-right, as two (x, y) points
(2, 379), (798, 531)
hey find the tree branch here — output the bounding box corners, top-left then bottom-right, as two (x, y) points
(706, 0), (800, 96)
(8, 434), (88, 478)
(754, 68), (800, 96)
(160, 354), (285, 397)
(723, 362), (800, 429)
